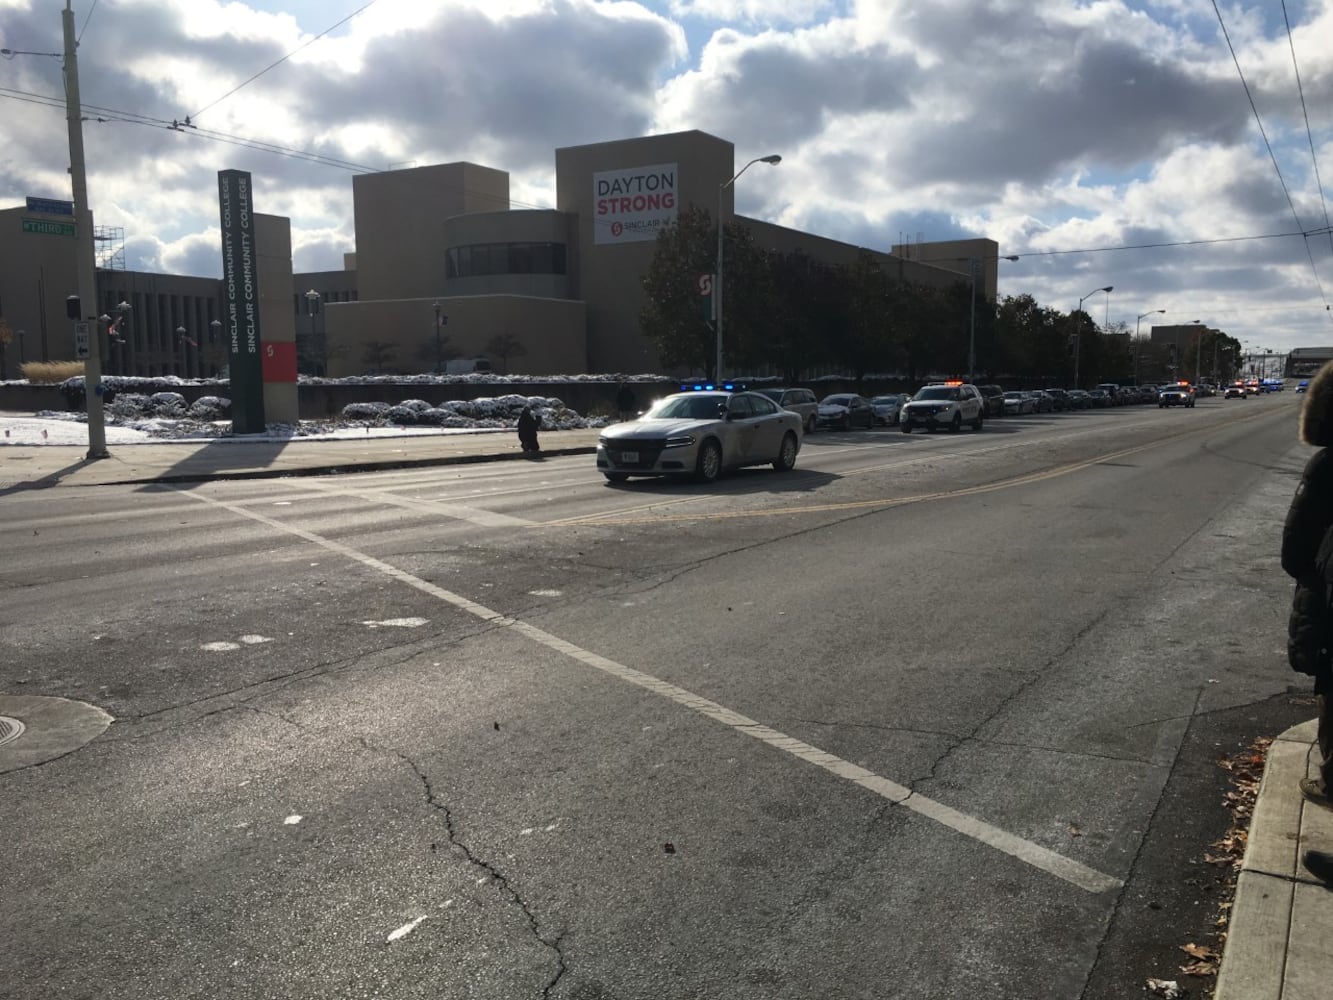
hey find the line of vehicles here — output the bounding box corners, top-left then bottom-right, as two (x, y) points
(594, 377), (1286, 484)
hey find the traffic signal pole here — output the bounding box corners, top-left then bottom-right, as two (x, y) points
(63, 1), (109, 459)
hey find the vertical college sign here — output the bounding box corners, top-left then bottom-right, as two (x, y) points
(218, 170), (265, 433)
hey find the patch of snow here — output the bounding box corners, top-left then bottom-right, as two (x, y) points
(2, 385), (610, 445)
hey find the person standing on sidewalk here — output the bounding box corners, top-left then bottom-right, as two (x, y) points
(517, 405), (542, 457)
(1282, 360), (1333, 816)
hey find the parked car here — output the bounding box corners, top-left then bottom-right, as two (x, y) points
(1087, 389), (1113, 407)
(1030, 389), (1055, 413)
(1065, 389), (1092, 409)
(900, 382), (986, 433)
(596, 387), (803, 483)
(756, 387), (819, 433)
(868, 393), (907, 426)
(977, 384), (1006, 418)
(817, 393), (875, 430)
(1045, 388), (1071, 411)
(1002, 390), (1035, 415)
(1158, 382), (1196, 408)
(1094, 383), (1123, 405)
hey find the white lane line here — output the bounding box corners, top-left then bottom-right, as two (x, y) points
(293, 480), (534, 528)
(181, 489), (1122, 895)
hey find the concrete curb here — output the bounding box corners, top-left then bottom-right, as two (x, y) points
(1215, 719), (1333, 1000)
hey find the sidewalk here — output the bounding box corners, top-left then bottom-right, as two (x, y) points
(0, 427), (604, 490)
(1215, 719), (1333, 1000)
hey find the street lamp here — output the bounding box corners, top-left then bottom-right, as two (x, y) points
(209, 319), (223, 376)
(1135, 309), (1165, 384)
(716, 153), (781, 382)
(16, 330), (25, 364)
(432, 300), (444, 374)
(305, 289), (320, 375)
(100, 300), (130, 374)
(1191, 320), (1203, 385)
(1073, 285), (1113, 388)
(962, 255), (1019, 383)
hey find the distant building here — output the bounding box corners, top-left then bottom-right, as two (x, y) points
(0, 130), (999, 379)
(1287, 347), (1333, 378)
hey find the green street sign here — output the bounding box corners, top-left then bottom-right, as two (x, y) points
(22, 219), (76, 238)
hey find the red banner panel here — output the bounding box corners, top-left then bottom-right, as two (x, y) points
(262, 340), (297, 383)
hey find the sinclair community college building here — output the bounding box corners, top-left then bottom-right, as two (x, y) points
(0, 130), (999, 379)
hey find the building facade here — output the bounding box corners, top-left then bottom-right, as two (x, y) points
(1, 130), (999, 381)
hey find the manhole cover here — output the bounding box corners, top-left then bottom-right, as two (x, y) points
(0, 716), (25, 748)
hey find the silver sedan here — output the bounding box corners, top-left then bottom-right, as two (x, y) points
(596, 389), (803, 483)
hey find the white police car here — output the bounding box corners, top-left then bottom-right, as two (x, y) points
(899, 381), (986, 433)
(596, 384), (803, 483)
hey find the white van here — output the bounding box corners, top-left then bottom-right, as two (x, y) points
(444, 358), (493, 374)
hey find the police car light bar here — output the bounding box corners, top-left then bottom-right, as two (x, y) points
(679, 382), (745, 392)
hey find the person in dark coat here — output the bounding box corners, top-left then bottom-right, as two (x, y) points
(1282, 359), (1333, 823)
(615, 382), (637, 422)
(517, 405), (541, 455)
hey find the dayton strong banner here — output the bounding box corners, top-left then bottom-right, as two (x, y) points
(593, 163), (677, 245)
(218, 170), (265, 433)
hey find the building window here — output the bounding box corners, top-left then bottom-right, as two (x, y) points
(447, 242), (567, 279)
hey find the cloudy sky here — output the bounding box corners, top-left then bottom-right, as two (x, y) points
(3, 0), (1333, 353)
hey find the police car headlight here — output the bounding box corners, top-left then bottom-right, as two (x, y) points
(664, 435), (695, 448)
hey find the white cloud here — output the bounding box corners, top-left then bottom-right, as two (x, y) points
(3, 0), (1333, 347)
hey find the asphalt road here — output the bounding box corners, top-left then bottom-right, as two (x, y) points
(0, 394), (1314, 999)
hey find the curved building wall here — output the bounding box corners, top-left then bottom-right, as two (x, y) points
(444, 209), (576, 299)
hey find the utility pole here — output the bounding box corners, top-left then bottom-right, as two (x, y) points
(63, 1), (108, 458)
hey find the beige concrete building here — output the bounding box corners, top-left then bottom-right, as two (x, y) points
(1, 130), (999, 381)
(323, 129), (994, 377)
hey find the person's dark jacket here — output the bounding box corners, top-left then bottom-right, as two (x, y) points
(1283, 362), (1333, 682)
(517, 407), (540, 450)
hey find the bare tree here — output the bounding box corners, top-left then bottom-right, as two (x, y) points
(484, 333), (527, 374)
(361, 340), (398, 374)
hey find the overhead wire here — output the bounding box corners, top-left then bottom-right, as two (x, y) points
(76, 0), (99, 44)
(1211, 0), (1330, 311)
(1282, 0), (1333, 258)
(189, 0), (380, 121)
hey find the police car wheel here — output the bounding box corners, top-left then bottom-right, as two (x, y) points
(696, 439), (723, 482)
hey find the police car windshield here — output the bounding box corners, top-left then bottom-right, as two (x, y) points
(915, 386), (959, 401)
(645, 395), (727, 420)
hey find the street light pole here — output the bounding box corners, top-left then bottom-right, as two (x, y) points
(1192, 320), (1203, 384)
(305, 289), (320, 374)
(716, 153), (781, 383)
(1074, 285), (1113, 388)
(432, 301), (442, 374)
(63, 0), (107, 459)
(1135, 309), (1165, 384)
(962, 254), (1018, 383)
